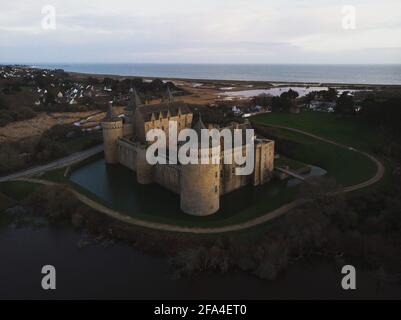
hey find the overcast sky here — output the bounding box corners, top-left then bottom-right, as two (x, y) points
(1, 0), (401, 64)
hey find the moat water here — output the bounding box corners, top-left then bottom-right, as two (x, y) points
(68, 158), (327, 226)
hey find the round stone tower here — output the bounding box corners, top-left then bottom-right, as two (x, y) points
(180, 116), (220, 216)
(101, 102), (123, 164)
(180, 148), (220, 216)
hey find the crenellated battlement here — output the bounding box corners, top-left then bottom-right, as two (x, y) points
(101, 120), (123, 130)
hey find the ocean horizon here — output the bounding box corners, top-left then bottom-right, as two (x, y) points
(29, 63), (401, 85)
(7, 62), (401, 85)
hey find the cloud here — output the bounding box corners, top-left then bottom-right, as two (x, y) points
(0, 0), (400, 63)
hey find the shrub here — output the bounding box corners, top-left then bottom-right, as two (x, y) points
(14, 107), (36, 121)
(0, 110), (13, 127)
(0, 143), (25, 173)
(42, 124), (82, 142)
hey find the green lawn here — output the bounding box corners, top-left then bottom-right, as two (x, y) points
(275, 155), (308, 171)
(0, 192), (16, 210)
(40, 168), (67, 183)
(253, 111), (382, 152)
(253, 111), (381, 187)
(0, 181), (38, 201)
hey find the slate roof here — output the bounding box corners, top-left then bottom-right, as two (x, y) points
(126, 87), (142, 112)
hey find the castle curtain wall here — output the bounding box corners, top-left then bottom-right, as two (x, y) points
(154, 164), (181, 194)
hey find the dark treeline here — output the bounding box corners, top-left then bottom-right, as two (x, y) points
(0, 92), (37, 127)
(270, 89), (299, 112)
(360, 95), (401, 136)
(358, 92), (401, 158)
(99, 77), (184, 98)
(302, 88), (338, 104)
(0, 124), (101, 174)
(251, 89), (300, 112)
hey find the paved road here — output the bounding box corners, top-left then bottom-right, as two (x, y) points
(0, 145), (103, 183)
(10, 125), (385, 234)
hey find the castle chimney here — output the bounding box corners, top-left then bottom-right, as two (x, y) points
(106, 101), (114, 121)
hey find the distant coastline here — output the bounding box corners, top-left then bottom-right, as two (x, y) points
(27, 63), (401, 86)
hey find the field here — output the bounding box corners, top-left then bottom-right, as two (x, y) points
(252, 111), (383, 187)
(0, 107), (124, 144)
(0, 111), (94, 143)
(275, 155), (308, 171)
(253, 111), (382, 152)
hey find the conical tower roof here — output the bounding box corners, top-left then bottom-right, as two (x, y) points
(126, 86), (142, 112)
(105, 100), (119, 121)
(192, 113), (207, 134)
(166, 85), (174, 103)
(192, 113), (210, 149)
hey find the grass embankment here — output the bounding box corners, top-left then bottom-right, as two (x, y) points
(0, 192), (16, 210)
(40, 152), (104, 183)
(275, 155), (308, 171)
(0, 180), (38, 226)
(37, 155), (296, 228)
(0, 181), (37, 202)
(253, 111), (384, 187)
(42, 170), (297, 228)
(63, 132), (102, 154)
(253, 111), (381, 152)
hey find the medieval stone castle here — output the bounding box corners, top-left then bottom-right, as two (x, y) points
(101, 87), (275, 216)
